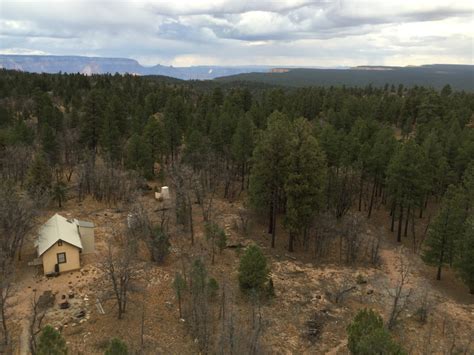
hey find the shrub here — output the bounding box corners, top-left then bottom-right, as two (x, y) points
(347, 309), (405, 355)
(238, 245), (269, 293)
(104, 337), (128, 355)
(207, 277), (219, 298)
(37, 325), (67, 355)
(150, 226), (170, 264)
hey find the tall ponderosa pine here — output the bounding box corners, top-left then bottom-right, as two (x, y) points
(143, 116), (166, 164)
(36, 325), (67, 355)
(455, 217), (474, 294)
(249, 111), (291, 248)
(81, 89), (105, 155)
(26, 153), (52, 194)
(284, 118), (326, 252)
(231, 113), (255, 190)
(386, 140), (426, 242)
(125, 134), (154, 179)
(100, 101), (122, 162)
(422, 185), (466, 280)
(163, 96), (186, 161)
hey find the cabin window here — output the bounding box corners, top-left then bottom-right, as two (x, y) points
(57, 252), (66, 264)
(58, 240), (63, 246)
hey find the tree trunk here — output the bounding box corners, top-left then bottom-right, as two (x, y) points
(358, 173), (364, 212)
(288, 233), (294, 253)
(271, 189), (277, 248)
(404, 205), (410, 237)
(397, 204), (404, 243)
(368, 178), (377, 219)
(390, 202), (396, 232)
(268, 201), (273, 234)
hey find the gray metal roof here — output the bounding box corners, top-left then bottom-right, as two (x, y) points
(74, 219), (94, 228)
(37, 214), (83, 256)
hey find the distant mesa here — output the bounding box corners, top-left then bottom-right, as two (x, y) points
(0, 54), (270, 80)
(352, 66), (397, 71)
(271, 68), (291, 73)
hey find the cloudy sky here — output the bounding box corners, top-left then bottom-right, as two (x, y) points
(1, 0), (472, 67)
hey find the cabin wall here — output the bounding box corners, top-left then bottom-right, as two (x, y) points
(42, 242), (80, 274)
(78, 226), (95, 254)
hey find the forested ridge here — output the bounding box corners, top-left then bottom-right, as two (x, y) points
(1, 68), (473, 353)
(216, 64), (474, 91)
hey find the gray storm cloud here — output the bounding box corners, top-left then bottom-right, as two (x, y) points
(0, 0), (472, 66)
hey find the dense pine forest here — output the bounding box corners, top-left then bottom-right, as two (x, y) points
(1, 68), (473, 354)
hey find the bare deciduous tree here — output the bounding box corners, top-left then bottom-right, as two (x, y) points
(77, 160), (141, 206)
(0, 183), (43, 346)
(28, 291), (47, 354)
(387, 248), (412, 330)
(99, 230), (138, 319)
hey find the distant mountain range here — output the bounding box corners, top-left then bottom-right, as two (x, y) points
(216, 65), (474, 91)
(1, 55), (472, 90)
(0, 55), (271, 80)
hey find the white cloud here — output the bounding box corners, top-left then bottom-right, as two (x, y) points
(0, 0), (472, 66)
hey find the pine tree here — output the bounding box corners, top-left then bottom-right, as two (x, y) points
(284, 118), (327, 252)
(347, 309), (405, 355)
(455, 217), (474, 294)
(386, 140), (426, 242)
(249, 111), (291, 248)
(100, 102), (121, 162)
(41, 123), (59, 165)
(204, 222), (227, 264)
(37, 325), (67, 355)
(125, 134), (154, 178)
(143, 116), (165, 163)
(51, 179), (67, 208)
(26, 153), (52, 194)
(173, 272), (187, 318)
(81, 89), (105, 154)
(163, 96), (186, 161)
(422, 185), (466, 280)
(104, 337), (128, 355)
(238, 245), (269, 293)
(231, 114), (255, 190)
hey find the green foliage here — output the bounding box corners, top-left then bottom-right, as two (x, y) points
(207, 277), (219, 298)
(173, 272), (187, 297)
(51, 179), (67, 208)
(190, 259), (208, 294)
(347, 309), (405, 355)
(41, 123), (60, 165)
(284, 118), (327, 251)
(173, 272), (187, 317)
(238, 245), (269, 293)
(249, 111), (291, 212)
(455, 217), (474, 293)
(81, 89), (105, 152)
(386, 139), (427, 209)
(100, 101), (122, 161)
(150, 226), (170, 264)
(205, 222), (227, 264)
(104, 337), (128, 355)
(231, 113), (255, 165)
(143, 116), (165, 162)
(26, 153), (52, 194)
(37, 325), (67, 355)
(125, 133), (154, 179)
(422, 185), (466, 280)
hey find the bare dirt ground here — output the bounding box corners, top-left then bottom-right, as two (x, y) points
(7, 189), (474, 354)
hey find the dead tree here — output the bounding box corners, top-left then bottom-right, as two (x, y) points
(28, 291), (47, 354)
(217, 285), (265, 355)
(387, 247), (412, 330)
(0, 183), (43, 346)
(99, 231), (138, 320)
